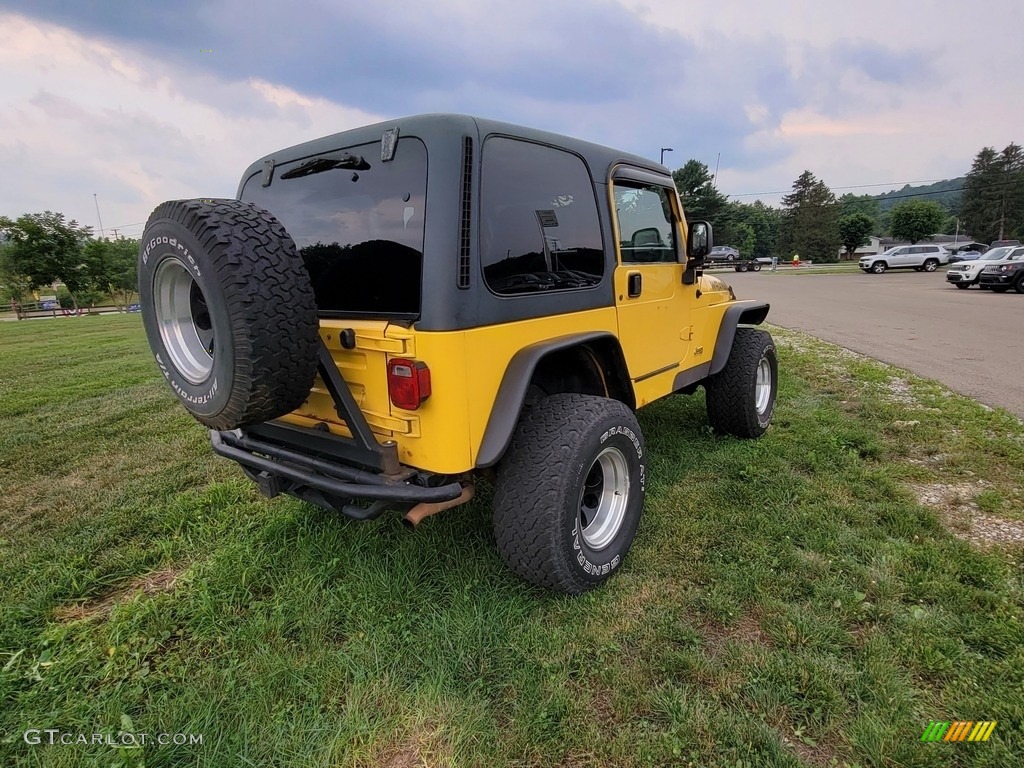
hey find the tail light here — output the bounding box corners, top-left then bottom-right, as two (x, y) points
(387, 358), (431, 410)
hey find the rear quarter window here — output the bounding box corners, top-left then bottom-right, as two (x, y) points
(479, 138), (604, 295)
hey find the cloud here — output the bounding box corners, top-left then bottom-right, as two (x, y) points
(0, 12), (383, 236)
(2, 0), (1023, 226)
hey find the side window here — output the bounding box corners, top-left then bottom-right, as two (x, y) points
(613, 182), (677, 263)
(480, 138), (604, 295)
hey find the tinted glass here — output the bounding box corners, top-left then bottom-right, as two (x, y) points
(242, 138), (427, 315)
(480, 138), (603, 294)
(613, 182), (677, 263)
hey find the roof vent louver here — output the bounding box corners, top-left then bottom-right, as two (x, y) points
(457, 136), (473, 289)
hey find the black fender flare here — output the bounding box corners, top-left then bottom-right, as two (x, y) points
(475, 332), (627, 468)
(708, 301), (771, 376)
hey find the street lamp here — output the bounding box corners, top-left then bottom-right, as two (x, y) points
(660, 147), (673, 165)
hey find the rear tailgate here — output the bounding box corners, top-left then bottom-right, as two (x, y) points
(278, 318), (415, 440)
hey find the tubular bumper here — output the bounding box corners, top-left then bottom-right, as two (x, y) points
(210, 430), (463, 504)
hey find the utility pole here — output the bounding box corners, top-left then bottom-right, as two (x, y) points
(93, 193), (106, 239)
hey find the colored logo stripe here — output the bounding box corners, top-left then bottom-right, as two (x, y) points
(921, 721), (996, 742)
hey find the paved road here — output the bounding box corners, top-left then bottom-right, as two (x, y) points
(728, 270), (1024, 417)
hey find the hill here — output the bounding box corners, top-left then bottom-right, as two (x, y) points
(871, 177), (965, 212)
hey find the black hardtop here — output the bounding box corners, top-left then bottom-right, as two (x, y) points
(237, 113), (666, 193)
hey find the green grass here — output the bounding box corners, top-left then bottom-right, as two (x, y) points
(1, 315), (1022, 767)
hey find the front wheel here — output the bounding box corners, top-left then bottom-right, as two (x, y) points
(872, 262), (887, 274)
(705, 328), (778, 438)
(493, 394), (645, 594)
(923, 259), (939, 272)
(954, 282), (969, 289)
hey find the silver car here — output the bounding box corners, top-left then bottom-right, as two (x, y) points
(859, 244), (949, 274)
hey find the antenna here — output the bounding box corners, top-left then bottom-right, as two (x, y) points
(93, 193), (106, 239)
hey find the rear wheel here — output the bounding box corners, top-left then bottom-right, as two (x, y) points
(923, 259), (939, 272)
(493, 394), (645, 594)
(705, 328), (777, 438)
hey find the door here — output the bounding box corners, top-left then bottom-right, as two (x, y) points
(611, 174), (690, 382)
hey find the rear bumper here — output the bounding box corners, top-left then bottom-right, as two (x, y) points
(211, 428), (464, 506)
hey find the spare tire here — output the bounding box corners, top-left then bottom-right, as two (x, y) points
(138, 199), (320, 430)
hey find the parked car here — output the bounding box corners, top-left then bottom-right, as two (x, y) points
(706, 245), (740, 263)
(859, 244), (949, 273)
(978, 249), (1024, 293)
(946, 245), (1024, 288)
(134, 113), (777, 594)
(948, 250), (981, 264)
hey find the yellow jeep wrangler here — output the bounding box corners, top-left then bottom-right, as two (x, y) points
(138, 114), (776, 594)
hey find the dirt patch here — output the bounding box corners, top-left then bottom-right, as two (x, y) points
(54, 564), (184, 622)
(884, 377), (917, 406)
(376, 724), (451, 768)
(911, 483), (1024, 548)
(701, 610), (771, 657)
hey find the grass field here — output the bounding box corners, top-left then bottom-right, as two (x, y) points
(1, 315), (1022, 767)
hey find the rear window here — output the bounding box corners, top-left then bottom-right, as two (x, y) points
(242, 138), (427, 316)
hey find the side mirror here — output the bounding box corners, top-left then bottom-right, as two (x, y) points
(682, 220), (711, 285)
(687, 221), (712, 259)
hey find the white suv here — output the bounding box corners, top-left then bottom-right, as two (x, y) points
(946, 245), (1024, 288)
(859, 244), (949, 274)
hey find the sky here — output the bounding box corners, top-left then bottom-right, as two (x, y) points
(2, 0), (1022, 240)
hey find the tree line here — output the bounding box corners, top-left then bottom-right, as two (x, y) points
(0, 213), (139, 312)
(672, 142), (1024, 261)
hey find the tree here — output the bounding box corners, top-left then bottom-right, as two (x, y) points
(713, 199), (780, 258)
(672, 159), (728, 222)
(84, 237), (139, 310)
(889, 200), (947, 244)
(838, 193), (880, 222)
(0, 212), (93, 309)
(837, 213), (875, 259)
(777, 171), (840, 262)
(960, 144), (1024, 243)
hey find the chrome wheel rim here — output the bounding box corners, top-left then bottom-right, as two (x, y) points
(153, 258), (214, 384)
(579, 446), (630, 551)
(755, 356), (772, 414)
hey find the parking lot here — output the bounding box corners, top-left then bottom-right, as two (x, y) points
(729, 269), (1024, 417)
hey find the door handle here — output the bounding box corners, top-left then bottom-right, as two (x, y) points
(627, 272), (642, 298)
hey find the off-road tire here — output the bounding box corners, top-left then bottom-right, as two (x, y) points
(138, 199), (320, 430)
(493, 394), (645, 594)
(872, 262), (887, 274)
(705, 328), (778, 438)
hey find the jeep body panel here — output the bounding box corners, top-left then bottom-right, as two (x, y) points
(232, 113), (767, 479)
